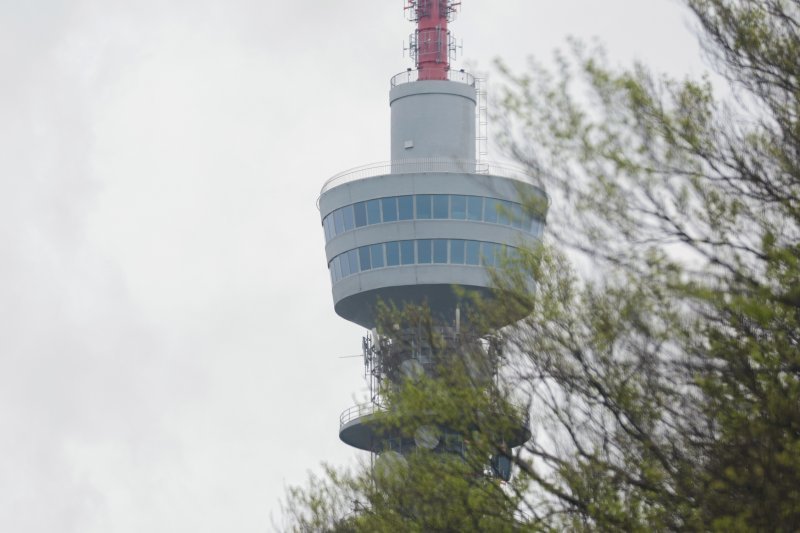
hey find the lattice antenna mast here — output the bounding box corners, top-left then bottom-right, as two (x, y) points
(405, 0), (461, 80)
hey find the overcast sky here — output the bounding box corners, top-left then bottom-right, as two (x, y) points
(0, 1), (705, 531)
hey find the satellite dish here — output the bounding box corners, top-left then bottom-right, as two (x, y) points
(400, 359), (425, 380)
(414, 425), (440, 450)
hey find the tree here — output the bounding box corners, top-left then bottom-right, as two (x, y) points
(282, 1), (800, 530)
(490, 0), (800, 529)
(278, 306), (536, 532)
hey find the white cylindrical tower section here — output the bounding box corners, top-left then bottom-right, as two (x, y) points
(390, 80), (477, 163)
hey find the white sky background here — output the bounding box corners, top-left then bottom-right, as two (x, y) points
(0, 1), (705, 531)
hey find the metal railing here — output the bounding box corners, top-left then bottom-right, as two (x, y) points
(390, 68), (476, 88)
(320, 158), (542, 196)
(340, 402), (384, 429)
(339, 398), (532, 432)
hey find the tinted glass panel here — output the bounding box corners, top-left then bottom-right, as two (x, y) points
(342, 205), (355, 231)
(433, 239), (448, 263)
(354, 202), (367, 227)
(511, 203), (523, 229)
(498, 201), (511, 226)
(416, 195), (432, 219)
(382, 197), (398, 222)
(417, 239), (432, 263)
(323, 216), (331, 240)
(347, 250), (359, 275)
(359, 246), (371, 271)
(333, 257), (342, 280)
(466, 240), (481, 265)
(398, 195), (413, 220)
(370, 244), (384, 268)
(366, 199), (381, 225)
(467, 196), (483, 221)
(400, 240), (415, 264)
(451, 195), (466, 219)
(522, 212), (533, 233)
(386, 241), (400, 266)
(481, 242), (496, 266)
(433, 195), (449, 219)
(334, 210), (344, 235)
(484, 198), (499, 223)
(331, 241), (519, 280)
(450, 239), (465, 264)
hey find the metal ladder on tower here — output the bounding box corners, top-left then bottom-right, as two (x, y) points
(476, 76), (488, 172)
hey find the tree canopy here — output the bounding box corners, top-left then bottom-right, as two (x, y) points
(281, 1), (800, 531)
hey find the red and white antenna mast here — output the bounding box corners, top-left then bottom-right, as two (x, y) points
(405, 0), (461, 81)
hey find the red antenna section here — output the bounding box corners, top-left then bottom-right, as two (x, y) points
(405, 0), (461, 81)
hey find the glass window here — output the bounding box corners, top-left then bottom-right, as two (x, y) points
(335, 256), (344, 281)
(334, 209), (344, 235)
(382, 197), (398, 222)
(433, 239), (448, 263)
(511, 203), (523, 229)
(450, 239), (465, 264)
(484, 198), (499, 223)
(400, 240), (415, 265)
(370, 244), (385, 269)
(366, 199), (381, 225)
(398, 195), (413, 220)
(451, 195), (466, 219)
(522, 212), (533, 233)
(342, 205), (355, 231)
(354, 202), (367, 227)
(330, 265), (335, 284)
(531, 219), (542, 237)
(433, 195), (449, 219)
(386, 241), (400, 266)
(323, 216), (331, 240)
(339, 253), (350, 278)
(466, 240), (481, 265)
(417, 239), (432, 263)
(482, 242), (497, 266)
(498, 200), (511, 226)
(359, 246), (371, 271)
(347, 249), (359, 275)
(467, 196), (483, 221)
(497, 244), (508, 264)
(416, 194), (432, 219)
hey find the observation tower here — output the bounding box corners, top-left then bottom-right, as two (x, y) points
(318, 1), (546, 477)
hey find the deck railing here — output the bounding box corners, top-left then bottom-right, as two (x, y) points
(339, 402), (384, 428)
(320, 158), (541, 196)
(390, 68), (475, 88)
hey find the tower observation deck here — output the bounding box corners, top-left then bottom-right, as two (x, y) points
(318, 1), (547, 476)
